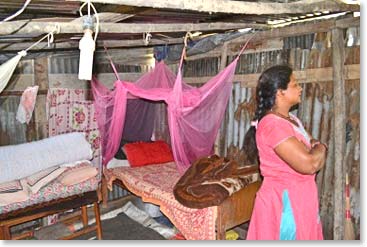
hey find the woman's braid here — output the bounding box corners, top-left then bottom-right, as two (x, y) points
(243, 65), (293, 165)
(254, 79), (277, 121)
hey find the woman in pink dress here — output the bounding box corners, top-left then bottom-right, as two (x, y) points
(244, 65), (328, 240)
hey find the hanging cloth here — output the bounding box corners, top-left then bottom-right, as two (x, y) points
(0, 26), (59, 95)
(16, 85), (39, 124)
(92, 35), (255, 174)
(0, 51), (27, 94)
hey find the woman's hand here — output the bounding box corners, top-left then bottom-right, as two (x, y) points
(311, 139), (328, 152)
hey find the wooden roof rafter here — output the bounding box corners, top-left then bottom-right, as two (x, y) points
(0, 15), (359, 53)
(0, 21), (267, 36)
(71, 0), (360, 15)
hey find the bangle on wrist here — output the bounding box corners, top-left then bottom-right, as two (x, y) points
(320, 143), (328, 152)
(311, 141), (320, 148)
(314, 142), (328, 151)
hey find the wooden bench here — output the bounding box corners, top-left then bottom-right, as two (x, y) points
(0, 190), (102, 240)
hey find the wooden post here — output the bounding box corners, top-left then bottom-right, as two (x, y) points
(331, 27), (346, 240)
(214, 43), (228, 155)
(32, 56), (49, 141)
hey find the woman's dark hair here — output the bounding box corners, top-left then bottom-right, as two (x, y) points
(243, 65), (293, 165)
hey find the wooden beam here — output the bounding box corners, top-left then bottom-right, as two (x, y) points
(0, 21), (267, 36)
(2, 64), (358, 94)
(0, 89), (48, 97)
(332, 27), (346, 240)
(183, 64), (360, 87)
(0, 16), (358, 52)
(214, 42), (228, 155)
(0, 38), (185, 52)
(74, 0), (359, 15)
(186, 39), (283, 61)
(228, 16), (360, 48)
(186, 16), (358, 61)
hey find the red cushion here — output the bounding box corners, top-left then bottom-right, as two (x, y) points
(123, 140), (174, 167)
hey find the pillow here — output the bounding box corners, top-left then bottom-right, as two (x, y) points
(0, 180), (23, 194)
(106, 158), (130, 169)
(114, 139), (136, 160)
(24, 166), (67, 194)
(123, 140), (174, 167)
(58, 165), (98, 186)
(0, 180), (29, 206)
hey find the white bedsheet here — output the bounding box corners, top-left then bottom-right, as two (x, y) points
(0, 132), (93, 183)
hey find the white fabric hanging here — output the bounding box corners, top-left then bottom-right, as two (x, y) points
(16, 85), (39, 124)
(0, 50), (27, 94)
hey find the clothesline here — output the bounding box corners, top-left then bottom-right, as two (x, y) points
(0, 25), (60, 94)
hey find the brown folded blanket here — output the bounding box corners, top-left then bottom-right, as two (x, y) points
(173, 155), (259, 209)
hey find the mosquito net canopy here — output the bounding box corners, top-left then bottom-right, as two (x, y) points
(92, 52), (240, 174)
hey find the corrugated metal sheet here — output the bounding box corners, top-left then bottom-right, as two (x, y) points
(183, 57), (219, 77)
(49, 55), (144, 74)
(0, 96), (27, 145)
(284, 33), (315, 49)
(235, 49), (289, 74)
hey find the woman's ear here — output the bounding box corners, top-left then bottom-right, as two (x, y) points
(276, 89), (284, 98)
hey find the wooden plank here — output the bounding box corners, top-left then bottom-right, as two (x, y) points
(0, 21), (267, 35)
(70, 13), (135, 23)
(48, 73), (143, 89)
(2, 74), (34, 92)
(34, 57), (48, 90)
(332, 27), (346, 240)
(0, 17), (358, 52)
(183, 64), (360, 87)
(216, 181), (261, 239)
(0, 191), (98, 222)
(228, 16), (360, 48)
(185, 40), (283, 61)
(75, 0), (359, 15)
(186, 17), (358, 61)
(214, 43), (228, 155)
(0, 38), (185, 52)
(0, 89), (48, 97)
(3, 65), (359, 93)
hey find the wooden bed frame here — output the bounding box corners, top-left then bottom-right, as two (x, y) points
(101, 175), (261, 240)
(0, 190), (103, 240)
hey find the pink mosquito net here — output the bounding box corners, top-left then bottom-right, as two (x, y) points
(91, 46), (246, 174)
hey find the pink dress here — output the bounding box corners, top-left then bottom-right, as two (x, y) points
(246, 113), (323, 240)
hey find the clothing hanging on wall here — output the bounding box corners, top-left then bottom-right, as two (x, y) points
(16, 85), (39, 124)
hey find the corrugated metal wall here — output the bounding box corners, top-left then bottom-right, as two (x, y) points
(0, 59), (34, 145)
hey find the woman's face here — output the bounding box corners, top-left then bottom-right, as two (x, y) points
(281, 73), (302, 105)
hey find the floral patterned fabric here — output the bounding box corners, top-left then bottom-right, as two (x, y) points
(104, 162), (218, 240)
(0, 180), (22, 194)
(46, 88), (101, 167)
(0, 162), (99, 215)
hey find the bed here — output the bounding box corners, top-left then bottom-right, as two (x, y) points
(102, 160), (261, 240)
(0, 133), (102, 240)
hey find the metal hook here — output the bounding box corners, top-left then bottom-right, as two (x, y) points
(47, 32), (54, 47)
(144, 32), (152, 46)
